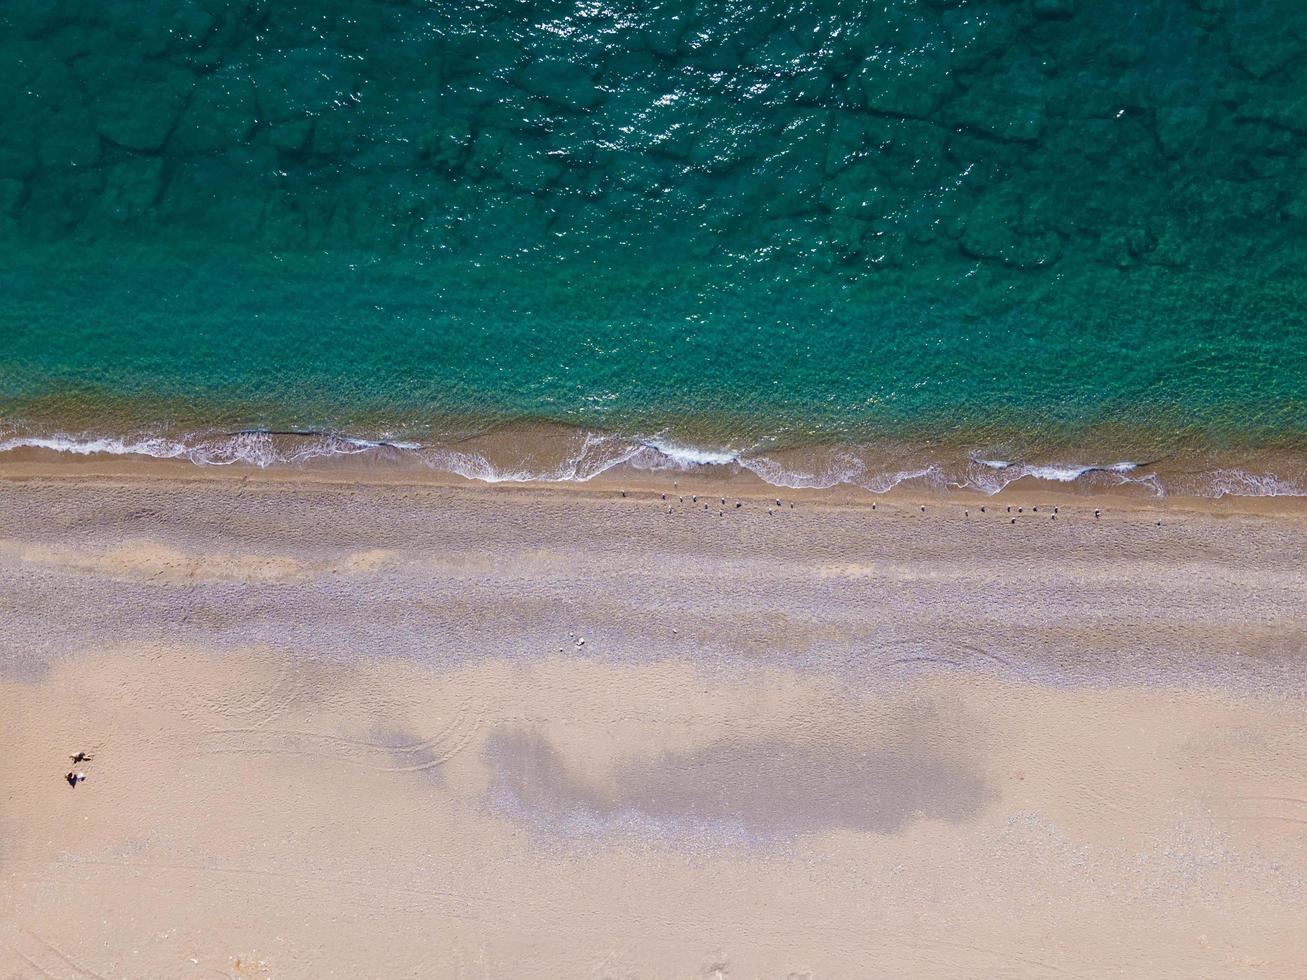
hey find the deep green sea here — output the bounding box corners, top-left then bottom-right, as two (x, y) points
(1, 0), (1306, 494)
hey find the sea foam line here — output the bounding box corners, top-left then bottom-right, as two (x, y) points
(1, 429), (1303, 498)
(0, 431), (408, 468)
(635, 438), (741, 468)
(974, 458), (1140, 481)
(421, 432), (645, 484)
(963, 457), (1157, 496)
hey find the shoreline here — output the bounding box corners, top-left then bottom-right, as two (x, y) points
(4, 445), (1307, 521)
(4, 416), (1307, 503)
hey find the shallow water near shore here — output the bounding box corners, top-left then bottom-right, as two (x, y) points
(3, 2), (1307, 494)
(4, 417), (1306, 500)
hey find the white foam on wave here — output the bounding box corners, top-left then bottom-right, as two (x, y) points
(860, 465), (943, 494)
(1115, 471), (1166, 496)
(635, 438), (741, 468)
(4, 427), (1304, 499)
(975, 457), (1137, 479)
(343, 437), (423, 451)
(420, 432), (644, 484)
(0, 430), (418, 469)
(739, 453), (859, 490)
(1201, 469), (1307, 498)
(965, 456), (1148, 495)
(0, 426), (648, 482)
(0, 434), (190, 459)
(742, 452), (942, 494)
(1028, 461), (1137, 481)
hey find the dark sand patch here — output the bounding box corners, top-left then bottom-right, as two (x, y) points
(487, 701), (989, 839)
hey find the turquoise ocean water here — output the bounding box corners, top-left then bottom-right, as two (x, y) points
(1, 0), (1306, 494)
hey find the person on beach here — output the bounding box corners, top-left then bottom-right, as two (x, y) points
(70, 751), (93, 763)
(65, 772), (85, 787)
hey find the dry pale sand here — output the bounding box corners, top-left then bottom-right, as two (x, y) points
(2, 466), (1307, 978)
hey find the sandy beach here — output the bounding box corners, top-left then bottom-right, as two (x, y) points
(3, 462), (1307, 978)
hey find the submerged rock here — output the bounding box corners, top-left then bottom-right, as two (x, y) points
(96, 157), (165, 222)
(172, 73), (256, 155)
(78, 57), (195, 152)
